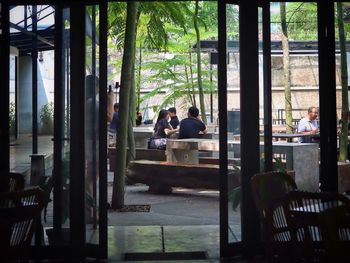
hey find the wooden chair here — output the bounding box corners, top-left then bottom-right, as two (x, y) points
(0, 172), (25, 192)
(0, 187), (45, 248)
(250, 171), (297, 261)
(319, 204), (350, 262)
(274, 191), (350, 262)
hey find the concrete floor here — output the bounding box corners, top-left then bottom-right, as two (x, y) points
(11, 135), (245, 262)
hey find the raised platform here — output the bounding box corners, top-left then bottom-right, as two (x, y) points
(126, 160), (240, 194)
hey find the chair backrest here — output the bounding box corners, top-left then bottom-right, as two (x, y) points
(0, 172), (25, 192)
(0, 187), (45, 247)
(251, 171), (297, 220)
(273, 191), (350, 261)
(250, 171), (298, 260)
(319, 204), (350, 261)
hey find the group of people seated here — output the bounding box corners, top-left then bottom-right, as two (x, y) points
(149, 106), (207, 150)
(107, 103), (207, 150)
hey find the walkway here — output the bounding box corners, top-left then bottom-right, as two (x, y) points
(10, 135), (243, 262)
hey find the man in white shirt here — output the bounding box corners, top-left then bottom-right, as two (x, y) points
(297, 106), (319, 143)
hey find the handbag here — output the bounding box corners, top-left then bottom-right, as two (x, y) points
(148, 137), (167, 150)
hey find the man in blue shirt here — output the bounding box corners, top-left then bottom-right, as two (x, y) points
(297, 106), (319, 143)
(179, 106), (207, 139)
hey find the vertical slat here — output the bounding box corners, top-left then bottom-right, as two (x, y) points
(0, 1), (10, 173)
(318, 0), (337, 192)
(32, 5), (38, 154)
(70, 2), (86, 249)
(53, 3), (63, 233)
(217, 0), (228, 258)
(240, 0), (261, 251)
(99, 1), (108, 259)
(262, 1), (273, 171)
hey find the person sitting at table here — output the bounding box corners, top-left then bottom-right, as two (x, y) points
(178, 106), (207, 139)
(168, 107), (180, 129)
(297, 106), (319, 143)
(149, 109), (178, 149)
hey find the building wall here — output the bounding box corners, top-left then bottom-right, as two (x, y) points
(18, 51), (54, 134)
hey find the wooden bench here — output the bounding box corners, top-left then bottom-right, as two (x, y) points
(108, 148), (166, 172)
(126, 160), (240, 194)
(108, 148), (234, 171)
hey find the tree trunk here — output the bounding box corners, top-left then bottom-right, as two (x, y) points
(337, 2), (349, 162)
(128, 51), (136, 163)
(189, 51), (196, 107)
(136, 43), (142, 112)
(112, 2), (138, 209)
(185, 64), (194, 105)
(194, 0), (206, 124)
(280, 2), (293, 133)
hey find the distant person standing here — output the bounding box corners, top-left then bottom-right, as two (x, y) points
(179, 106), (207, 139)
(109, 103), (119, 133)
(297, 106), (319, 143)
(168, 107), (180, 129)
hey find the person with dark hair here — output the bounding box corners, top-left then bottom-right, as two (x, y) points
(109, 103), (119, 133)
(178, 106), (207, 139)
(136, 111), (142, 126)
(168, 107), (180, 129)
(149, 109), (178, 149)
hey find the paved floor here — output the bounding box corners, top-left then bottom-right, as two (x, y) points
(11, 135), (244, 262)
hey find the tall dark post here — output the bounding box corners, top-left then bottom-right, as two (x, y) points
(53, 2), (63, 235)
(99, 1), (108, 258)
(0, 2), (10, 173)
(240, 1), (261, 256)
(32, 5), (38, 154)
(91, 4), (98, 229)
(318, 2), (337, 192)
(262, 2), (273, 171)
(70, 2), (86, 253)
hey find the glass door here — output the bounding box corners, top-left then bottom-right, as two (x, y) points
(219, 0), (262, 258)
(53, 3), (107, 259)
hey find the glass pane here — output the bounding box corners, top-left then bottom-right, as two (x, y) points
(9, 6), (32, 177)
(258, 7), (265, 163)
(9, 55), (16, 141)
(61, 6), (71, 231)
(335, 2), (350, 193)
(226, 3), (241, 243)
(85, 5), (100, 244)
(271, 2), (320, 191)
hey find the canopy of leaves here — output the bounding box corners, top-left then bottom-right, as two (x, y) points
(271, 3), (318, 41)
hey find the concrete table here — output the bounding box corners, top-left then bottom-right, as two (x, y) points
(166, 139), (319, 191)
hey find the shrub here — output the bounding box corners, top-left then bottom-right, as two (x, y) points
(40, 102), (54, 134)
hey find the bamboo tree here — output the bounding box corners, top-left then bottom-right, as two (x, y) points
(189, 51), (197, 106)
(337, 2), (349, 162)
(194, 0), (206, 123)
(184, 64), (194, 105)
(280, 2), (293, 133)
(112, 2), (138, 209)
(136, 43), (142, 112)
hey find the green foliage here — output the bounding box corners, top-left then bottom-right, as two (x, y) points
(228, 165), (241, 211)
(39, 102), (54, 135)
(271, 3), (318, 40)
(228, 157), (287, 211)
(139, 51), (217, 116)
(9, 102), (16, 136)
